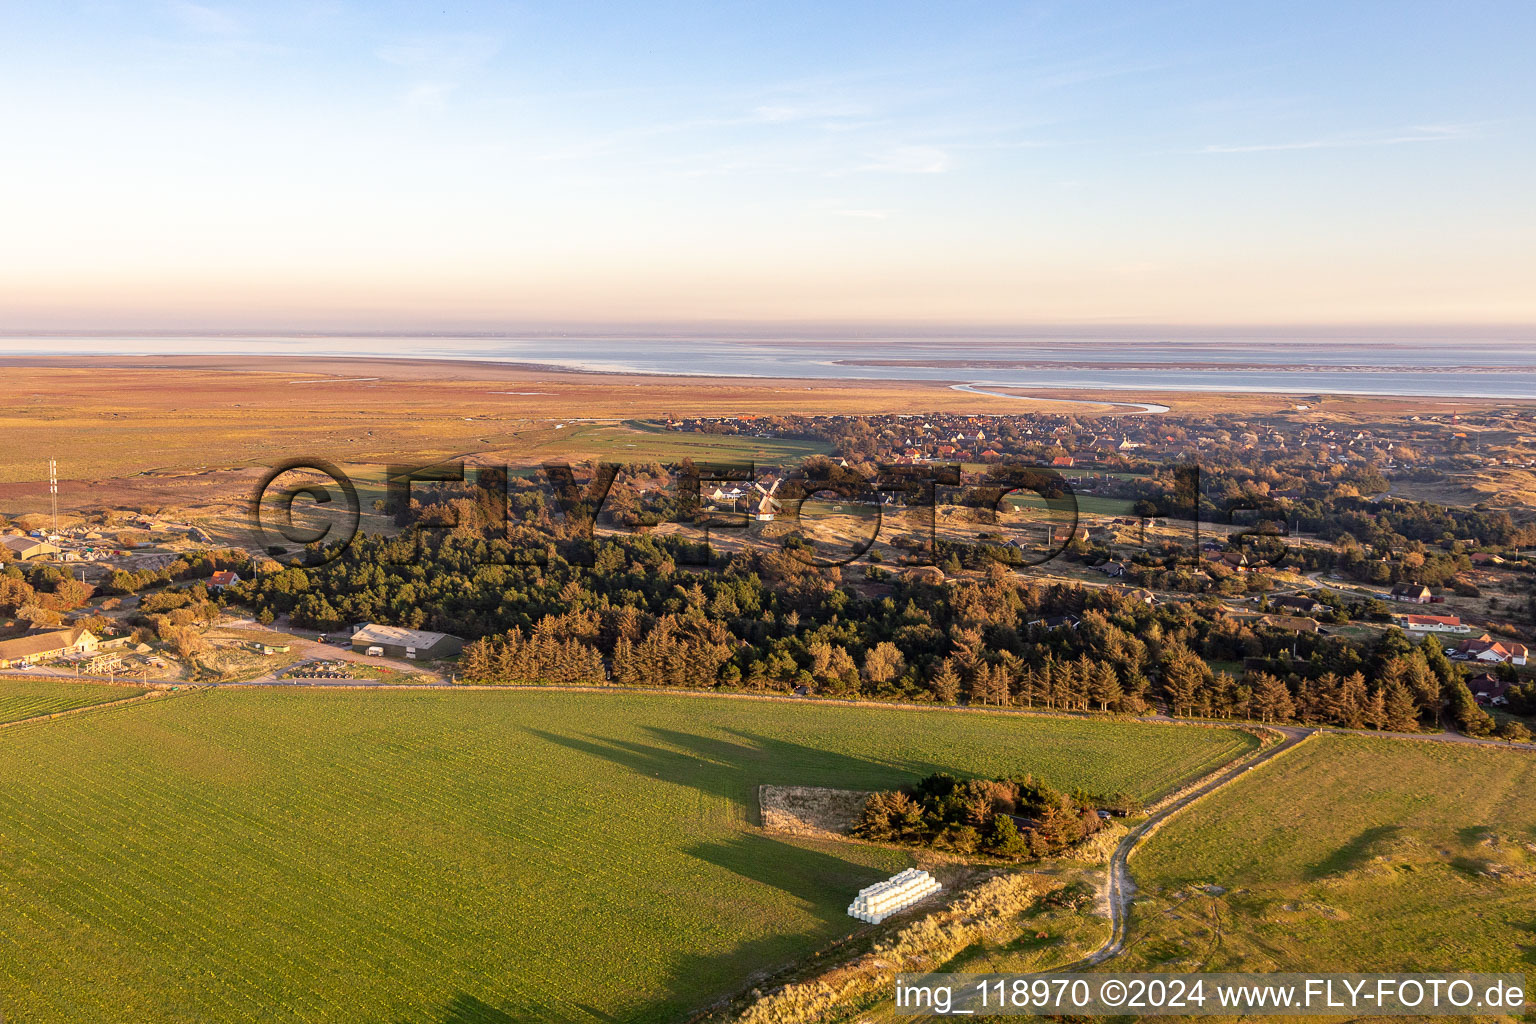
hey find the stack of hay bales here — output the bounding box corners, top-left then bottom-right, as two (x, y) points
(847, 868), (941, 923)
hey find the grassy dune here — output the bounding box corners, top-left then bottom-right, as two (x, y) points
(0, 689), (1254, 1023)
(1125, 733), (1536, 973)
(0, 678), (145, 724)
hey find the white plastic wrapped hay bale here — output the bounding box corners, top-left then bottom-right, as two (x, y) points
(847, 869), (942, 923)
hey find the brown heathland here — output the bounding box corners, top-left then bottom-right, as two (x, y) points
(0, 356), (1517, 517)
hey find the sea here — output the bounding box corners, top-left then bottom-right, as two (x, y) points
(4, 332), (1536, 399)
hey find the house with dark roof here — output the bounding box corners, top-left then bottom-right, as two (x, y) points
(1257, 614), (1321, 634)
(1468, 672), (1511, 706)
(1271, 594), (1325, 615)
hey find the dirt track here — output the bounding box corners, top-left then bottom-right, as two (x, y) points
(1061, 726), (1314, 970)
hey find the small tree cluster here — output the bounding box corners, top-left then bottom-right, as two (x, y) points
(852, 772), (1105, 860)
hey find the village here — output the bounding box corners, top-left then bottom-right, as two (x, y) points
(665, 406), (1536, 712)
(668, 404), (1536, 474)
(0, 505), (466, 687)
(3, 403), (1534, 721)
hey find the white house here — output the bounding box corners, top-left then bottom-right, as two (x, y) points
(1451, 635), (1529, 666)
(1393, 614), (1471, 635)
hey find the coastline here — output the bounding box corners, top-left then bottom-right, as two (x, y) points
(4, 351), (1534, 403)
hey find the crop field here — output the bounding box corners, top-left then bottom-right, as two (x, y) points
(1122, 733), (1536, 973)
(0, 678), (145, 724)
(0, 689), (1254, 1023)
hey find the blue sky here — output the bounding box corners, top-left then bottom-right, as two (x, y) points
(1, 0), (1532, 329)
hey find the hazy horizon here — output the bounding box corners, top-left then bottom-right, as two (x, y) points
(3, 1), (1533, 329)
(4, 323), (1536, 341)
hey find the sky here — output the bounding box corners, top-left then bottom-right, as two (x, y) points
(1, 0), (1534, 332)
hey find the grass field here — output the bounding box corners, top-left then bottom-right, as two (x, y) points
(1122, 733), (1536, 974)
(0, 690), (1255, 1023)
(487, 420), (831, 466)
(0, 678), (145, 724)
(1001, 492), (1138, 519)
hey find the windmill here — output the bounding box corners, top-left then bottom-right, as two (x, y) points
(753, 478), (783, 522)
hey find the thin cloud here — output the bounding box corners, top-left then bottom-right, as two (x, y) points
(378, 33), (500, 114)
(750, 101), (871, 123)
(857, 145), (951, 174)
(403, 82), (458, 112)
(376, 32), (501, 73)
(164, 0), (239, 35)
(1202, 123), (1486, 153)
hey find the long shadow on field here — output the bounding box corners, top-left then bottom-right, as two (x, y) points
(524, 727), (752, 805)
(1303, 824), (1404, 880)
(686, 832), (887, 917)
(1517, 920), (1536, 969)
(647, 724), (941, 790)
(417, 992), (520, 1023)
(421, 991), (623, 1024)
(640, 835), (888, 1024)
(519, 729), (918, 1023)
(525, 725), (928, 819)
(715, 726), (956, 783)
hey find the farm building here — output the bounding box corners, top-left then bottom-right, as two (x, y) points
(2, 536), (61, 561)
(0, 627), (100, 669)
(350, 624), (464, 661)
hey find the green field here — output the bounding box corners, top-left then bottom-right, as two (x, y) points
(1123, 733), (1536, 972)
(583, 421), (832, 463)
(0, 690), (1254, 1023)
(1002, 492), (1138, 518)
(0, 679), (144, 724)
(484, 420), (831, 466)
